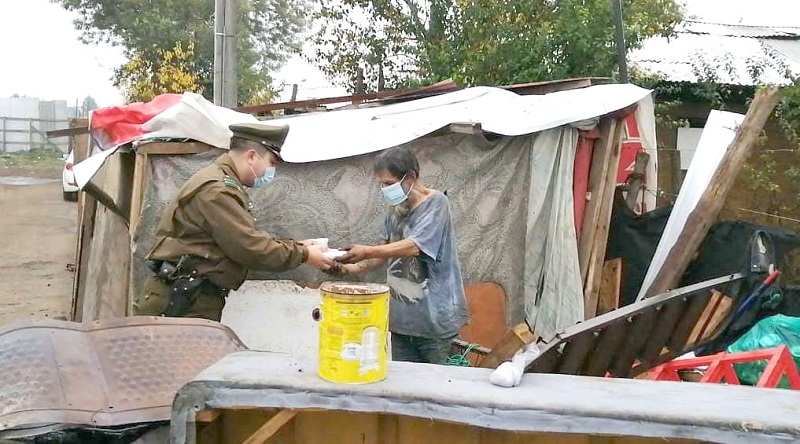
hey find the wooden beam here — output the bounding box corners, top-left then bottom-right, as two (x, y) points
(196, 409), (221, 423)
(685, 290), (733, 348)
(70, 137), (98, 322)
(136, 142), (213, 155)
(235, 80), (459, 114)
(241, 409), (297, 444)
(46, 126), (89, 138)
(477, 323), (536, 369)
(644, 88), (782, 297)
(583, 120), (624, 319)
(578, 118), (619, 282)
(597, 258), (622, 316)
(129, 153), (149, 236)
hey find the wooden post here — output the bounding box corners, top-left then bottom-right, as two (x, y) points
(129, 152), (149, 236)
(597, 258), (622, 315)
(578, 118), (620, 281)
(583, 119), (624, 319)
(70, 133), (98, 322)
(644, 88), (782, 297)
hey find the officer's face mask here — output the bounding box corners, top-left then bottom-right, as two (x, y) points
(250, 154), (276, 188)
(380, 173), (413, 206)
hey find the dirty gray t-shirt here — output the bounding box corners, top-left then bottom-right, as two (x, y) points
(380, 191), (469, 339)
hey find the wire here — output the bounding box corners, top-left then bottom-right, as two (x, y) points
(642, 187), (800, 224)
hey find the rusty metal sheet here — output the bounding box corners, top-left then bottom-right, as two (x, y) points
(0, 316), (245, 438)
(527, 273), (745, 377)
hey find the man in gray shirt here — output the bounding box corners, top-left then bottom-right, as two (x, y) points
(335, 146), (469, 364)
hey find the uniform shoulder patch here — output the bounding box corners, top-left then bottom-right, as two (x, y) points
(222, 176), (243, 192)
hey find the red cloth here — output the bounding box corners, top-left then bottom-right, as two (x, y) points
(89, 94), (183, 150)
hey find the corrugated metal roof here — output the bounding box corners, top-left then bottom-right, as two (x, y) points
(680, 20), (800, 39)
(630, 20), (800, 85)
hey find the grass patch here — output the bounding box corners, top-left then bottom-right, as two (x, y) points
(0, 148), (65, 171)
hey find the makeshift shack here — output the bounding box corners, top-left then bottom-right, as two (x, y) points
(69, 81), (658, 352)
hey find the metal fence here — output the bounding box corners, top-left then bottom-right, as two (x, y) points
(0, 117), (70, 153)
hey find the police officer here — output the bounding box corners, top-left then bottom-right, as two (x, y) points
(134, 123), (333, 321)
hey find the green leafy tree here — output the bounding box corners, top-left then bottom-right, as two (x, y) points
(632, 44), (800, 228)
(115, 41), (205, 102)
(310, 0), (684, 92)
(53, 0), (308, 104)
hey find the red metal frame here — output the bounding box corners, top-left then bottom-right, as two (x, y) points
(646, 346), (800, 389)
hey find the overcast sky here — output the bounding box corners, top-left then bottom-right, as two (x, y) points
(1, 0), (798, 107)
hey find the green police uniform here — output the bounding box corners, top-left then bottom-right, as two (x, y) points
(134, 124), (308, 321)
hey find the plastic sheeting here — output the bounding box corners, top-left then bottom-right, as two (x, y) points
(135, 134), (533, 327)
(170, 351), (800, 444)
(634, 94), (659, 212)
(74, 84), (653, 189)
(135, 130), (583, 337)
(524, 127), (584, 336)
(637, 110), (745, 300)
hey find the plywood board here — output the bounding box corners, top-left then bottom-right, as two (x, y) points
(459, 283), (508, 349)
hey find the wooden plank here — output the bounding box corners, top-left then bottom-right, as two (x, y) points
(242, 409), (296, 444)
(644, 88), (782, 297)
(45, 126), (89, 138)
(459, 283), (508, 350)
(235, 80), (458, 114)
(378, 414), (398, 444)
(196, 409), (221, 423)
(597, 259), (622, 316)
(685, 291), (733, 348)
(294, 410), (379, 444)
(583, 119), (624, 318)
(129, 152), (148, 236)
(578, 118), (617, 282)
(478, 323), (536, 369)
(70, 133), (98, 322)
(137, 141), (213, 155)
(81, 151), (133, 320)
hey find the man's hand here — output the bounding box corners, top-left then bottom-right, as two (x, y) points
(337, 244), (374, 264)
(305, 244), (334, 269)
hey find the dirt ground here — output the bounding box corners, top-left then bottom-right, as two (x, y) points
(0, 167), (76, 327)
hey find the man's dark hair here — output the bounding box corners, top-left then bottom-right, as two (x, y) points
(230, 137), (268, 153)
(373, 146), (420, 179)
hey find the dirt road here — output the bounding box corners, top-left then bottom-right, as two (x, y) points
(0, 168), (76, 327)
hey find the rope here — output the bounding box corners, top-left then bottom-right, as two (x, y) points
(445, 343), (478, 367)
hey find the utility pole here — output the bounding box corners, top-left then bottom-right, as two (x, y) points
(611, 0), (628, 83)
(214, 0), (238, 107)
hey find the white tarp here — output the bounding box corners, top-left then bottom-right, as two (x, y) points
(634, 94), (659, 212)
(637, 110), (745, 300)
(524, 126), (584, 336)
(73, 84), (653, 188)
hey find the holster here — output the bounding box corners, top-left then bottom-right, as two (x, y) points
(148, 257), (203, 317)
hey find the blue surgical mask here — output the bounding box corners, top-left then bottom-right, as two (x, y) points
(381, 174), (410, 205)
(253, 166), (276, 188)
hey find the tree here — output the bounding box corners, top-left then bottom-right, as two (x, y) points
(309, 0), (684, 92)
(632, 45), (800, 228)
(53, 0), (308, 104)
(115, 41), (205, 103)
(81, 96), (98, 116)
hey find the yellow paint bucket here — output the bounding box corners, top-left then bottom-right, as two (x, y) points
(316, 282), (390, 384)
